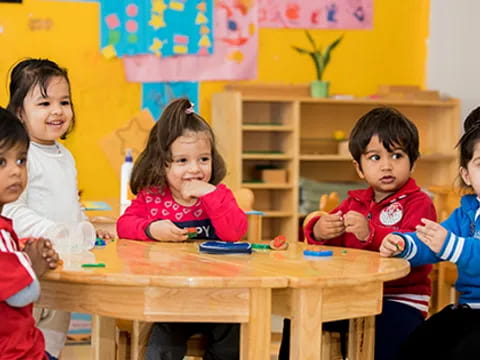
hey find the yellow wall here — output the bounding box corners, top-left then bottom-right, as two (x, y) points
(0, 0), (429, 200)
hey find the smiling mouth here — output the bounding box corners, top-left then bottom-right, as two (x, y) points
(47, 120), (64, 126)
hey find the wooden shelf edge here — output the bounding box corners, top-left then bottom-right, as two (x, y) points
(299, 153), (456, 161)
(242, 183), (293, 189)
(242, 125), (294, 131)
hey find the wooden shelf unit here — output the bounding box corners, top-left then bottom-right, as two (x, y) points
(212, 91), (460, 242)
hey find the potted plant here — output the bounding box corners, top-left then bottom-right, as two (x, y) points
(292, 31), (343, 98)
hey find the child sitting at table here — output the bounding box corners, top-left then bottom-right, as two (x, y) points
(117, 97), (246, 359)
(380, 106), (480, 359)
(0, 107), (60, 360)
(280, 107), (436, 360)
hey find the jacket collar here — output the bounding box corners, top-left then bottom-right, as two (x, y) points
(347, 178), (420, 204)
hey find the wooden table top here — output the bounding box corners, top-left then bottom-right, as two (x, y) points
(43, 240), (409, 289)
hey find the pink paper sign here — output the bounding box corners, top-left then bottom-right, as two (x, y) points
(123, 0), (258, 82)
(259, 0), (372, 29)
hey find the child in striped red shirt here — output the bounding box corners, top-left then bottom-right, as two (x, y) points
(0, 107), (60, 360)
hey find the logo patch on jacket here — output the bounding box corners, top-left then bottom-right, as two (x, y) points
(380, 202), (403, 226)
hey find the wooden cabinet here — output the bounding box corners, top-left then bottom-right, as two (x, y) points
(212, 89), (460, 242)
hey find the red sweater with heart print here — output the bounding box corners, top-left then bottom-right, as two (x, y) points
(304, 178), (436, 316)
(117, 184), (247, 241)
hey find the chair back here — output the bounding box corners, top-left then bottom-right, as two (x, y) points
(303, 192), (340, 244)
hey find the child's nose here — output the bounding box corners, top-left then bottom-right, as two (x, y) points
(51, 103), (63, 115)
(9, 164), (22, 176)
(188, 162), (200, 172)
(381, 158), (393, 170)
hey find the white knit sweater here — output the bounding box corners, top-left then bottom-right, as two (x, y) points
(2, 141), (87, 238)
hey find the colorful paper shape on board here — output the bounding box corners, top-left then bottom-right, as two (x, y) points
(81, 201), (112, 211)
(141, 82), (199, 121)
(99, 110), (155, 175)
(123, 0), (258, 82)
(258, 0), (373, 29)
(99, 0), (213, 58)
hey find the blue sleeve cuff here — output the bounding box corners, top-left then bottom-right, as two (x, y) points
(438, 231), (464, 263)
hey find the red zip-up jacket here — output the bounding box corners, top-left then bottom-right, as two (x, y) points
(304, 178), (435, 315)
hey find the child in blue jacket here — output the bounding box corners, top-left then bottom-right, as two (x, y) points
(381, 106), (480, 360)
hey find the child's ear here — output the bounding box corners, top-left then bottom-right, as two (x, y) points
(460, 166), (471, 186)
(353, 160), (365, 179)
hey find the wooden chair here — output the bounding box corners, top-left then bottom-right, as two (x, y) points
(116, 188), (262, 360)
(302, 191), (339, 243)
(427, 186), (461, 314)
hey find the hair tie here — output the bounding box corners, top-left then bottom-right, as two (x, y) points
(185, 103), (195, 115)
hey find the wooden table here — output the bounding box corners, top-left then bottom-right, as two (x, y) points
(180, 242), (410, 360)
(38, 240), (409, 360)
(37, 240), (287, 360)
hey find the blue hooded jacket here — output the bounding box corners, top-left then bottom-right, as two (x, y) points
(396, 194), (480, 306)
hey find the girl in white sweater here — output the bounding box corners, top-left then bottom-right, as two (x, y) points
(3, 58), (111, 359)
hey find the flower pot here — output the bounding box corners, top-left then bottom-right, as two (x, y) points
(310, 80), (329, 98)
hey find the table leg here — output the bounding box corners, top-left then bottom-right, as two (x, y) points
(289, 288), (323, 360)
(240, 288), (271, 360)
(348, 316), (375, 360)
(91, 315), (116, 360)
(131, 321), (154, 360)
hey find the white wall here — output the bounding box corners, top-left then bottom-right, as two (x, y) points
(427, 1), (480, 128)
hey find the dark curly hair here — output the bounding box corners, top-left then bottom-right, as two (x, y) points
(349, 107), (419, 171)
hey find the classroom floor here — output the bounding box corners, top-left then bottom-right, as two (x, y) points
(61, 342), (281, 360)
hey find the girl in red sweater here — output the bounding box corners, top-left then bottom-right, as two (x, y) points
(117, 97), (246, 360)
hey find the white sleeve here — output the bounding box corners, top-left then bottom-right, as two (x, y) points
(2, 160), (56, 238)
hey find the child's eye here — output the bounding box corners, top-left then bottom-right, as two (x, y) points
(61, 100), (71, 106)
(392, 153), (404, 159)
(200, 156), (211, 163)
(39, 101), (50, 106)
(368, 154), (380, 161)
(175, 158), (187, 164)
(16, 157), (27, 166)
(0, 159), (5, 166)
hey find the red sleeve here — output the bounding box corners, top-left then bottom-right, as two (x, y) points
(116, 191), (152, 241)
(0, 252), (34, 301)
(201, 184), (248, 242)
(303, 199), (352, 245)
(362, 192), (437, 251)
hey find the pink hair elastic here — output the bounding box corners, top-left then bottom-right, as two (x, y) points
(185, 103), (195, 114)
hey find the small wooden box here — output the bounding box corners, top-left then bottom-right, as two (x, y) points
(261, 169), (288, 184)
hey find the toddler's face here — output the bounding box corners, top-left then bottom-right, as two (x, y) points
(18, 76), (73, 145)
(0, 143), (27, 210)
(460, 141), (480, 196)
(355, 135), (412, 202)
(166, 131), (212, 203)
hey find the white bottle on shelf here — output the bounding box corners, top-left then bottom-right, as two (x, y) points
(120, 148), (133, 215)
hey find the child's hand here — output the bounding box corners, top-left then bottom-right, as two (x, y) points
(96, 229), (114, 240)
(39, 238), (60, 270)
(23, 238), (49, 277)
(416, 218), (448, 253)
(313, 211), (345, 240)
(343, 210), (370, 241)
(380, 234), (405, 257)
(181, 180), (216, 200)
(149, 220), (188, 242)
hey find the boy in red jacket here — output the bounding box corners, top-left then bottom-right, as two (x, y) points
(0, 107), (60, 360)
(280, 107), (436, 360)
